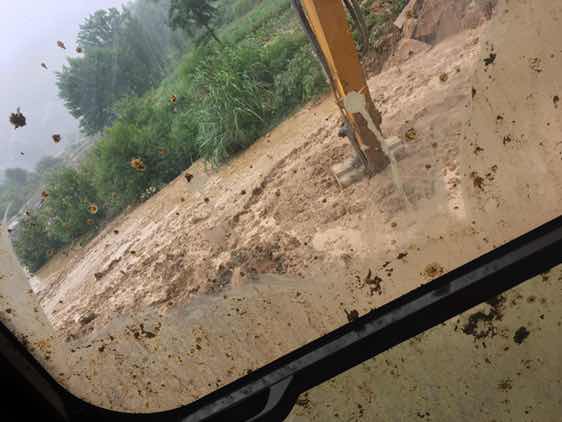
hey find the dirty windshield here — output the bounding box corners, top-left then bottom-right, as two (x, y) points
(1, 0), (560, 414)
(288, 263), (562, 421)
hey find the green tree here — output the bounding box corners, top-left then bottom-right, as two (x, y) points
(132, 0), (189, 54)
(13, 213), (62, 273)
(168, 0), (221, 43)
(114, 12), (167, 90)
(57, 48), (121, 134)
(40, 167), (104, 243)
(77, 8), (128, 50)
(57, 7), (169, 134)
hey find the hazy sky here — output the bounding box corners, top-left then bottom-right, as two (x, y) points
(1, 0), (129, 171)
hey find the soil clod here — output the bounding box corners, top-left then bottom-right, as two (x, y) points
(513, 326), (530, 344)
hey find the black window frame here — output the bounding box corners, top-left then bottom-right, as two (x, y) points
(2, 215), (562, 421)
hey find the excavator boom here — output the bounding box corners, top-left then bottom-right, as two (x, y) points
(293, 0), (397, 187)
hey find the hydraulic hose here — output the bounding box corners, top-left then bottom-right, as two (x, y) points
(343, 0), (370, 54)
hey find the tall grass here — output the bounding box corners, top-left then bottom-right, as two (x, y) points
(220, 0), (292, 43)
(216, 0), (263, 26)
(192, 42), (273, 163)
(192, 35), (326, 164)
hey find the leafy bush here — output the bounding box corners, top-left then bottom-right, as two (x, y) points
(272, 44), (327, 114)
(261, 32), (306, 76)
(40, 168), (104, 243)
(13, 213), (63, 273)
(92, 122), (152, 210)
(93, 94), (196, 210)
(216, 0), (261, 26)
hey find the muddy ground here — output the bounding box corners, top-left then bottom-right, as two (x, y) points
(36, 28), (483, 337)
(5, 0), (560, 416)
(34, 27), (488, 410)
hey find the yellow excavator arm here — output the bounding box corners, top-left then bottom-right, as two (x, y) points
(292, 0), (393, 187)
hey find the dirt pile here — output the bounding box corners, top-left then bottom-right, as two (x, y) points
(459, 0), (562, 244)
(387, 0), (496, 70)
(396, 0), (496, 44)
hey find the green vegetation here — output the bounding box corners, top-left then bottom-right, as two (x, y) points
(169, 0), (221, 43)
(11, 0), (406, 272)
(91, 95), (195, 211)
(360, 0), (407, 41)
(6, 163), (105, 271)
(40, 168), (105, 243)
(219, 0), (293, 44)
(215, 0), (262, 27)
(13, 213), (63, 273)
(57, 3), (177, 134)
